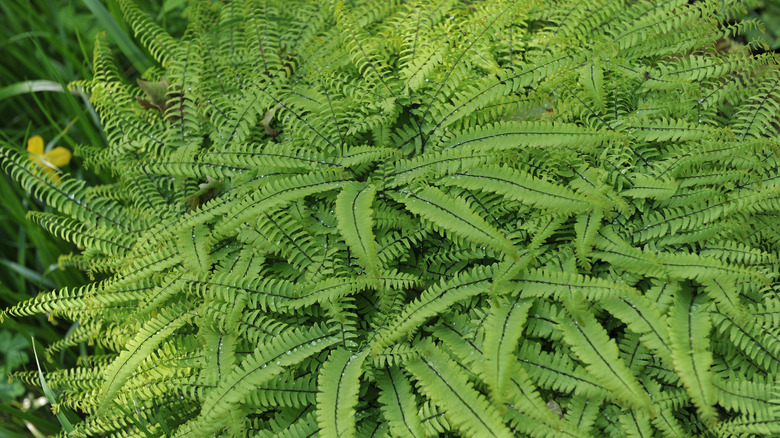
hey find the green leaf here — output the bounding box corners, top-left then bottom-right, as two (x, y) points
(336, 182), (381, 277)
(97, 303), (194, 414)
(176, 324), (338, 437)
(557, 308), (652, 410)
(395, 186), (516, 255)
(376, 366), (426, 438)
(0, 80), (66, 101)
(31, 340), (75, 434)
(317, 349), (369, 438)
(438, 165), (598, 214)
(405, 341), (513, 438)
(668, 289), (717, 426)
(481, 297), (532, 400)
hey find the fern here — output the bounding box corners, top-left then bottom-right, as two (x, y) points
(3, 0), (780, 436)
(376, 365), (426, 438)
(405, 340), (513, 438)
(316, 348), (368, 438)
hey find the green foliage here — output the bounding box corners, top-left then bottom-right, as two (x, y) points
(0, 331), (29, 402)
(3, 0), (780, 436)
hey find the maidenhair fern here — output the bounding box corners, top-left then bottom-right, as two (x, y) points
(3, 0), (780, 436)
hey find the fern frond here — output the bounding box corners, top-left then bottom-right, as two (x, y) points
(668, 289), (717, 426)
(713, 375), (777, 418)
(435, 121), (617, 152)
(97, 303), (195, 414)
(558, 307), (652, 410)
(511, 267), (640, 301)
(439, 164), (599, 214)
(376, 365), (426, 438)
(336, 182), (381, 276)
(217, 171), (347, 236)
(517, 341), (609, 399)
(0, 145), (134, 232)
(116, 0), (176, 66)
(481, 296), (532, 401)
(710, 311), (780, 373)
(372, 264), (493, 350)
(27, 211), (133, 256)
(405, 340), (513, 438)
(394, 186), (516, 255)
(599, 294), (673, 366)
(316, 348), (369, 438)
(175, 324), (338, 437)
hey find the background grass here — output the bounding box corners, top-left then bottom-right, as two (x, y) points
(0, 0), (777, 436)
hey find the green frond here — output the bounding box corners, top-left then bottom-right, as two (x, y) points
(713, 375), (777, 418)
(732, 71), (780, 141)
(176, 224), (212, 274)
(0, 145), (134, 232)
(557, 307), (652, 410)
(481, 297), (532, 401)
(372, 264), (493, 350)
(191, 273), (294, 313)
(316, 348), (369, 438)
(562, 396), (601, 437)
(501, 361), (581, 437)
(651, 406), (691, 438)
(244, 373), (317, 409)
(713, 413), (780, 437)
(97, 303), (195, 415)
(435, 121), (617, 153)
(333, 1), (400, 99)
(250, 409), (319, 438)
(216, 171), (348, 237)
(376, 365), (426, 438)
(394, 186), (516, 255)
(625, 118), (728, 142)
(657, 251), (763, 283)
(405, 341), (513, 438)
(176, 324), (338, 437)
(27, 211), (133, 256)
(439, 164), (599, 214)
(510, 267), (640, 301)
(668, 289), (717, 426)
(336, 182), (380, 276)
(701, 240), (778, 266)
(574, 211), (603, 267)
(116, 0), (176, 67)
(599, 294), (673, 366)
(284, 276), (374, 311)
(710, 310), (780, 373)
(517, 341), (609, 400)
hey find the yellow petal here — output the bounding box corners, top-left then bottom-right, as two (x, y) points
(27, 135), (44, 155)
(42, 167), (61, 183)
(45, 147), (72, 168)
(29, 155), (45, 169)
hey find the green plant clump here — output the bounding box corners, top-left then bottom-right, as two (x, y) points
(2, 0), (780, 436)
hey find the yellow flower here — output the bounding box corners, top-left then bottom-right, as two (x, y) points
(26, 135), (71, 181)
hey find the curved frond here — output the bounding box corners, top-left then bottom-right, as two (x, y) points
(316, 349), (369, 438)
(405, 341), (513, 438)
(668, 289), (717, 426)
